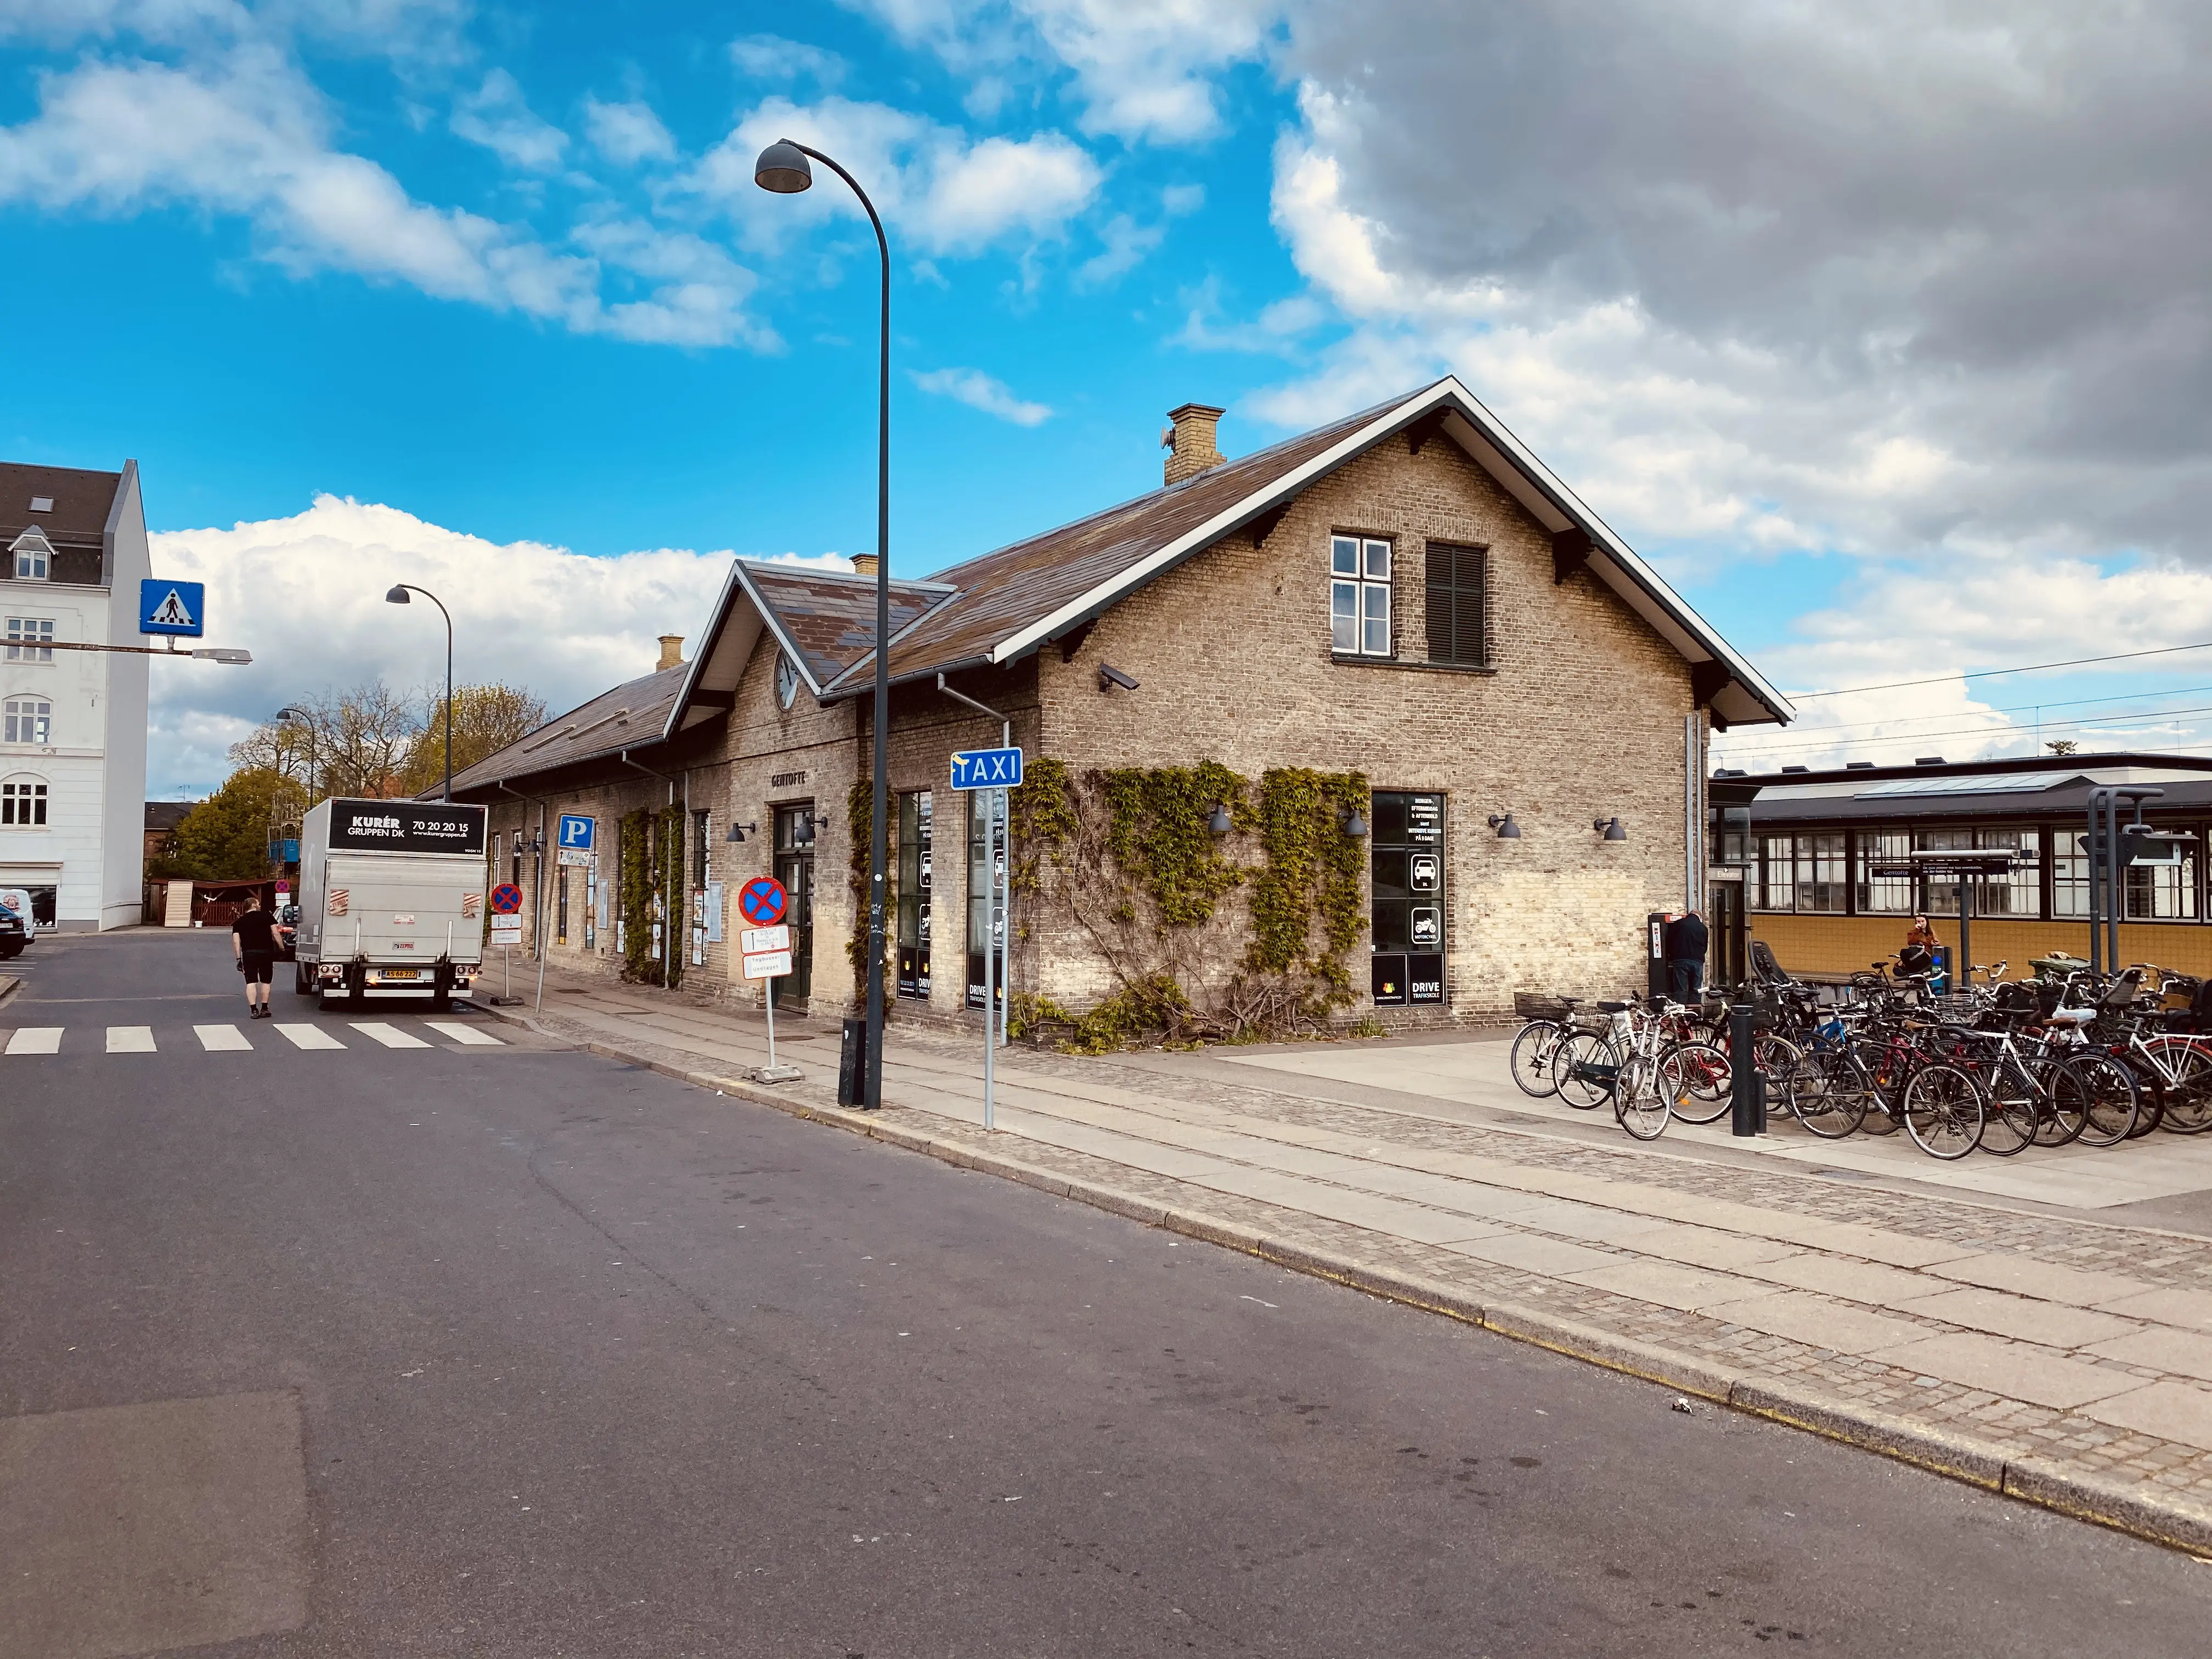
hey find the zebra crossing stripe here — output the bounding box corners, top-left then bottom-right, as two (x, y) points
(5, 1027), (61, 1055)
(422, 1021), (503, 1047)
(106, 1026), (156, 1053)
(195, 1024), (253, 1052)
(350, 1022), (430, 1050)
(273, 1023), (345, 1051)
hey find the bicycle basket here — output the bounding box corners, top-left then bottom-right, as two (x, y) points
(1513, 991), (1574, 1022)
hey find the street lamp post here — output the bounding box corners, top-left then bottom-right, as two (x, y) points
(755, 137), (891, 1111)
(384, 584), (454, 800)
(276, 705), (318, 807)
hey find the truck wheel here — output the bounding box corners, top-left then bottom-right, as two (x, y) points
(294, 962), (312, 996)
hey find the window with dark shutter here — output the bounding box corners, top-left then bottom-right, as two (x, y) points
(1424, 541), (1487, 665)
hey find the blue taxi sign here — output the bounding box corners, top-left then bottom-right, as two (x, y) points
(950, 746), (1023, 791)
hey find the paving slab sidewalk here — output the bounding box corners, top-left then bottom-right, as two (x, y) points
(483, 967), (2212, 1555)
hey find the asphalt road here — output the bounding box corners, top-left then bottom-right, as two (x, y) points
(3, 930), (2208, 1658)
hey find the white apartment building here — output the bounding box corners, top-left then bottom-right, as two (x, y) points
(0, 461), (151, 930)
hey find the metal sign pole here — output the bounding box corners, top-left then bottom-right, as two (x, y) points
(765, 974), (778, 1074)
(984, 788), (997, 1132)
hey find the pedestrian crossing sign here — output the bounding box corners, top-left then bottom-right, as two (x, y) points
(139, 579), (206, 637)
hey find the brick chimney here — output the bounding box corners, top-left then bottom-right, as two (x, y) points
(1162, 403), (1226, 485)
(850, 554), (879, 577)
(657, 634), (684, 672)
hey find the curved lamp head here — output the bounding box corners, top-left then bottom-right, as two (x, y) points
(1488, 812), (1522, 840)
(754, 140), (814, 194)
(1206, 804), (1233, 837)
(1341, 809), (1370, 839)
(1595, 816), (1627, 842)
(384, 584), (410, 605)
(276, 705), (307, 723)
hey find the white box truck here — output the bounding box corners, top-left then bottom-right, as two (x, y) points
(295, 798), (489, 1008)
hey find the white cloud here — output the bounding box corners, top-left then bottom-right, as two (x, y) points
(142, 496), (854, 795)
(911, 365), (1050, 425)
(583, 95), (677, 167)
(728, 32), (847, 83)
(0, 48), (774, 347)
(1075, 212), (1161, 285)
(451, 69), (568, 172)
(842, 0), (1285, 143)
(1712, 553), (2212, 771)
(1255, 3), (2212, 578)
(690, 94), (1103, 258)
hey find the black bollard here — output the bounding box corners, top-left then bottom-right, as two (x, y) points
(1731, 1000), (1760, 1137)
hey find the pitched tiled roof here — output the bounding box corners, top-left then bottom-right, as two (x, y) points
(821, 398), (1392, 692)
(740, 563), (952, 691)
(448, 664), (689, 795)
(0, 461), (122, 546)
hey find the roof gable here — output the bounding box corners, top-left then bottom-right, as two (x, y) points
(810, 379), (1790, 727)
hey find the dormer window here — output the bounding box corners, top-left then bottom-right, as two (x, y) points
(10, 527), (54, 581)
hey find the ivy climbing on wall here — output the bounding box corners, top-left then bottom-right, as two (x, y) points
(617, 803), (686, 989)
(1007, 758), (1368, 1052)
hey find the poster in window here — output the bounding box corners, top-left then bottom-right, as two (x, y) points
(1410, 851), (1440, 893)
(1410, 906), (1441, 946)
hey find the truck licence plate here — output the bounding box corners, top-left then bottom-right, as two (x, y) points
(380, 968), (420, 980)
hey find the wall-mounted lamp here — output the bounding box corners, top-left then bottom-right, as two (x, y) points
(1593, 816), (1627, 842)
(793, 813), (816, 846)
(1487, 813), (1522, 839)
(1098, 662), (1139, 693)
(1207, 803), (1233, 836)
(1341, 808), (1370, 838)
(726, 822), (759, 844)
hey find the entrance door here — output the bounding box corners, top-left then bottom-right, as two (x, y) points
(1709, 872), (1747, 991)
(772, 804), (815, 1006)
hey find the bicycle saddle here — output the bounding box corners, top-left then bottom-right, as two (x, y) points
(1597, 1000), (1632, 1014)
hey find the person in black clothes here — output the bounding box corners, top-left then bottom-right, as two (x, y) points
(232, 894), (280, 1018)
(1664, 910), (1708, 1006)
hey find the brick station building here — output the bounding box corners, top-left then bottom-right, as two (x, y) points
(449, 378), (1787, 1026)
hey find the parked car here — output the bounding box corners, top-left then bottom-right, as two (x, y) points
(0, 901), (26, 961)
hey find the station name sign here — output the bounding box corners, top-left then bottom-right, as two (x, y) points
(327, 799), (488, 855)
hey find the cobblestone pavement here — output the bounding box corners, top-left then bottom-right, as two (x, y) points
(488, 968), (2212, 1551)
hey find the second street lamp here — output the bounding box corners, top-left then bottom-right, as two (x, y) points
(755, 136), (892, 1111)
(385, 583), (454, 802)
(276, 704), (318, 806)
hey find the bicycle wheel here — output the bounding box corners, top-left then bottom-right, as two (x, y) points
(2074, 1052), (2141, 1147)
(1509, 1020), (1564, 1098)
(2032, 1058), (2089, 1146)
(2124, 1056), (2165, 1137)
(1903, 1063), (1984, 1160)
(2151, 1041), (2212, 1135)
(1975, 1066), (2038, 1158)
(1660, 1040), (1734, 1124)
(1552, 1030), (1618, 1109)
(1616, 1055), (1671, 1141)
(1786, 1049), (1872, 1140)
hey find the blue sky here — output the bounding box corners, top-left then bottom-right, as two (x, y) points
(5, 2), (2211, 793)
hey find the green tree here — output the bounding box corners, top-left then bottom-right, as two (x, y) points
(156, 768), (304, 881)
(398, 682), (550, 797)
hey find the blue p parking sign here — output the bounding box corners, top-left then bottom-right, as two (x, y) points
(139, 580), (205, 637)
(558, 814), (595, 852)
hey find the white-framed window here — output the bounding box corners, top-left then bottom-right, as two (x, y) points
(1331, 534), (1392, 656)
(10, 528), (53, 581)
(1, 777), (47, 826)
(4, 698), (52, 744)
(5, 618), (54, 663)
